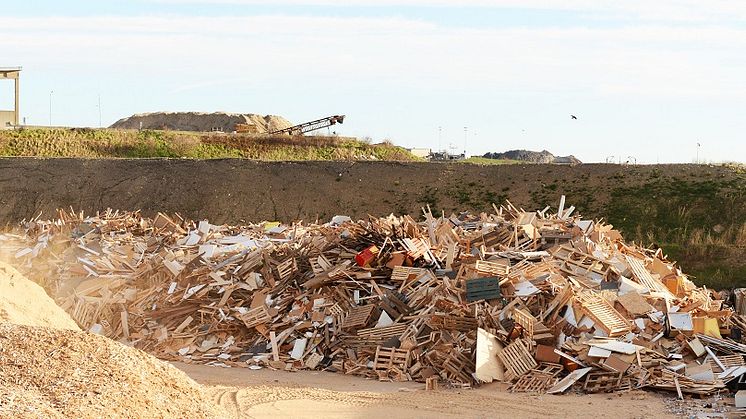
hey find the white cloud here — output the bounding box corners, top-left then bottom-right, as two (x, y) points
(1, 14), (744, 99)
(149, 0), (746, 22)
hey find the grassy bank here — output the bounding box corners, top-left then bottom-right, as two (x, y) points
(0, 128), (418, 161)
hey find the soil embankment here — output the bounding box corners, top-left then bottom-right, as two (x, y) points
(0, 158), (737, 224)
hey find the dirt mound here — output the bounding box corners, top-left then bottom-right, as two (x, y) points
(0, 323), (227, 418)
(110, 111), (293, 133)
(0, 261), (79, 331)
(483, 149), (581, 164)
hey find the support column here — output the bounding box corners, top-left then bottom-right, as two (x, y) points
(14, 76), (19, 126)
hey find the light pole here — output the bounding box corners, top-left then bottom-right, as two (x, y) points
(97, 94), (102, 128)
(696, 142), (701, 164)
(463, 126), (468, 157)
(438, 126), (442, 153)
(49, 90), (54, 126)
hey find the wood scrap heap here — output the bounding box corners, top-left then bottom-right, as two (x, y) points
(3, 197), (745, 398)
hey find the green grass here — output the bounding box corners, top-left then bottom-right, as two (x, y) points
(460, 157), (521, 165)
(0, 128), (418, 161)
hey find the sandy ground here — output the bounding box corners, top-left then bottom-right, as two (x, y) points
(174, 362), (676, 419)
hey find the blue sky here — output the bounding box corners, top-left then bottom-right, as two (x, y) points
(2, 1), (745, 163)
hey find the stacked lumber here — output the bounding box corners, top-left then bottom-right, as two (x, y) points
(2, 198), (744, 397)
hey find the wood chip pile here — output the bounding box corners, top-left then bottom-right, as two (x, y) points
(0, 323), (227, 418)
(3, 197), (745, 397)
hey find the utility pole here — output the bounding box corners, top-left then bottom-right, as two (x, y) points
(49, 90), (53, 126)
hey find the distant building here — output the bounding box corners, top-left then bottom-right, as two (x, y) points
(0, 67), (21, 128)
(408, 148), (431, 159)
(430, 150), (465, 161)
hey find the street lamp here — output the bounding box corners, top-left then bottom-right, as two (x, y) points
(463, 126), (468, 157)
(696, 142), (701, 164)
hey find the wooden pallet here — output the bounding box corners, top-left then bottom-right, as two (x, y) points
(391, 266), (428, 282)
(341, 304), (377, 331)
(475, 260), (510, 276)
(510, 370), (555, 393)
(465, 277), (501, 302)
(575, 292), (631, 337)
(498, 339), (538, 381)
(357, 323), (409, 341)
(237, 305), (272, 329)
(275, 258), (298, 281)
(441, 350), (475, 384)
(401, 272), (440, 309)
(373, 346), (411, 371)
(429, 314), (478, 332)
(534, 362), (564, 377)
(583, 371), (623, 393)
(625, 256), (675, 299)
(706, 354), (745, 373)
(513, 308), (535, 339)
(401, 238), (430, 260)
(475, 228), (512, 250)
(309, 254), (332, 275)
(551, 245), (611, 285)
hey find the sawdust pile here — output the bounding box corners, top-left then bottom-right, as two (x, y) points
(0, 261), (79, 331)
(110, 111), (292, 133)
(0, 323), (227, 418)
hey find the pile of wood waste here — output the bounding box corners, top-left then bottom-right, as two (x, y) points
(2, 196), (744, 397)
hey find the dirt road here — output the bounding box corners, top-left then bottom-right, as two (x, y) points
(174, 362), (675, 419)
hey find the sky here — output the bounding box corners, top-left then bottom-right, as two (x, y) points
(1, 1), (745, 163)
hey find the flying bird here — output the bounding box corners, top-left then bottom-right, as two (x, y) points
(570, 115), (578, 120)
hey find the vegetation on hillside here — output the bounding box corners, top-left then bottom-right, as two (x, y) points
(604, 171), (745, 289)
(0, 128), (418, 161)
(525, 166), (746, 289)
